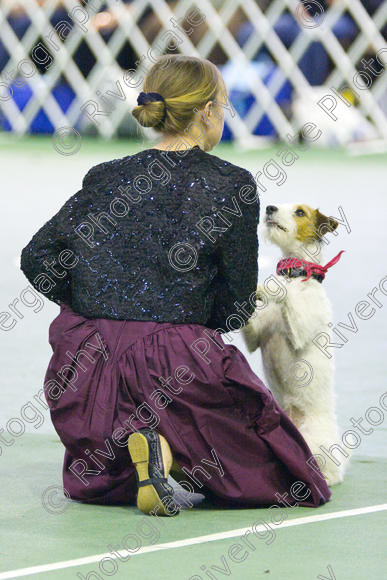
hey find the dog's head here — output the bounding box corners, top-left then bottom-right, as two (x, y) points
(263, 203), (339, 258)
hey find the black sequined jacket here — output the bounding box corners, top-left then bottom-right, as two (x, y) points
(20, 145), (259, 333)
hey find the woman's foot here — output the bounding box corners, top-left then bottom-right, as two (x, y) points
(128, 428), (180, 517)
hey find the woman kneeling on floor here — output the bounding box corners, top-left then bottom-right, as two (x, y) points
(20, 55), (331, 516)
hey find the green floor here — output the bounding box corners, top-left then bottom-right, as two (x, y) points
(0, 434), (385, 579)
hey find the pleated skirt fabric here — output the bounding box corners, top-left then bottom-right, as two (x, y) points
(44, 304), (331, 507)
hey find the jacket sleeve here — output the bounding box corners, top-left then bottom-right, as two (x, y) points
(20, 167), (94, 305)
(206, 170), (259, 333)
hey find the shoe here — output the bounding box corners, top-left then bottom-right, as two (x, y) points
(128, 428), (180, 517)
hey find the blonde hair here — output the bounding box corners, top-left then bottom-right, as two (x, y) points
(132, 55), (221, 133)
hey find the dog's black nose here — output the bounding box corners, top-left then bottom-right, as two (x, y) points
(266, 205), (278, 215)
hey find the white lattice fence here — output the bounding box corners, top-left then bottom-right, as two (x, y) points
(0, 0), (386, 144)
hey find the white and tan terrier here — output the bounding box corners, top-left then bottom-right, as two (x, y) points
(242, 203), (348, 486)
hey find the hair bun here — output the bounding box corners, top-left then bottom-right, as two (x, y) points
(131, 55), (219, 134)
(132, 92), (167, 128)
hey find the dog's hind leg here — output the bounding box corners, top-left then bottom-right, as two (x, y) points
(321, 459), (346, 487)
(300, 418), (350, 486)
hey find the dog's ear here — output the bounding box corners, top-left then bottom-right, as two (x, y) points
(315, 209), (339, 235)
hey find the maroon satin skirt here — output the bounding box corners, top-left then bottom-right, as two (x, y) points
(43, 304), (331, 507)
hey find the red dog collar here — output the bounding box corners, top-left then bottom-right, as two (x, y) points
(276, 250), (345, 282)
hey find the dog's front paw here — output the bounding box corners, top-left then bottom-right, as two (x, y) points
(255, 285), (268, 303)
(242, 318), (260, 352)
(256, 283), (287, 305)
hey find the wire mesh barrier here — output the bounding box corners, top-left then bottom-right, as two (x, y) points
(0, 0), (386, 147)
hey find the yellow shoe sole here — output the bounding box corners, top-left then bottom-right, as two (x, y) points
(128, 431), (178, 517)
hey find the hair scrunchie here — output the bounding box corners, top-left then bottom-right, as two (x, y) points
(137, 91), (167, 122)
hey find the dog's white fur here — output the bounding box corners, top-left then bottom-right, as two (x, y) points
(242, 203), (348, 486)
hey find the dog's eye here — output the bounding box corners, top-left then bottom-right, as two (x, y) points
(295, 209), (305, 217)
